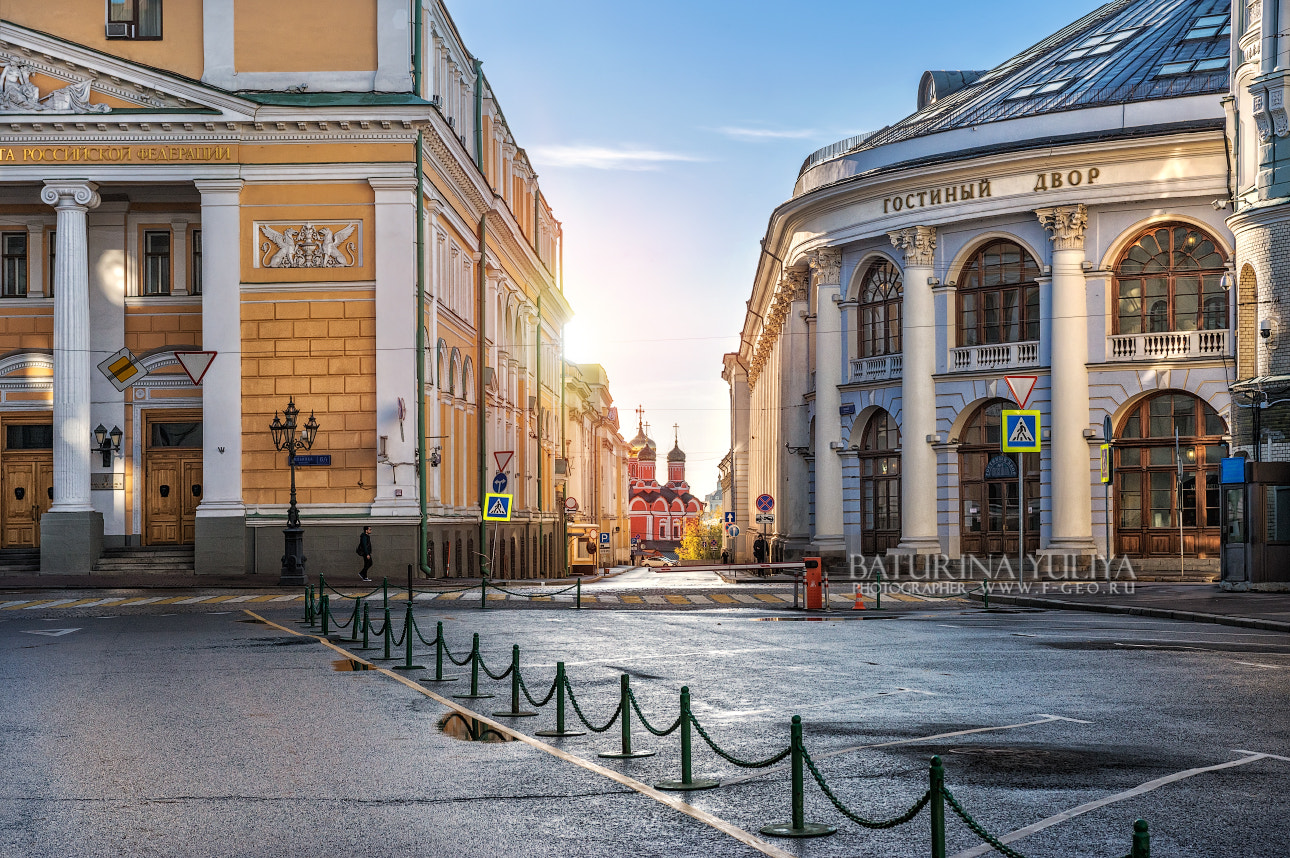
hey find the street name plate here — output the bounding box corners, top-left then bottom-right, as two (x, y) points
(90, 473), (124, 490)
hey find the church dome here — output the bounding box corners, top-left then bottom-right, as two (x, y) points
(667, 443), (686, 463)
(638, 443), (656, 461)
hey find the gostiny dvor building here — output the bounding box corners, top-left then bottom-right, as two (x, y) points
(0, 2), (579, 579)
(726, 0), (1248, 580)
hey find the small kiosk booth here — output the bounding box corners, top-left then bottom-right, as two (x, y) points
(1222, 378), (1290, 590)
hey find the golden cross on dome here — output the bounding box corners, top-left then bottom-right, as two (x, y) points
(636, 404), (645, 428)
(673, 423), (680, 445)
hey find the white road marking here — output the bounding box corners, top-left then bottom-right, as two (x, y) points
(23, 599), (77, 609)
(0, 601), (35, 609)
(76, 598), (129, 608)
(700, 688), (936, 724)
(597, 595), (619, 604)
(950, 753), (1284, 858)
(732, 595), (761, 604)
(687, 595), (712, 604)
(1234, 661), (1283, 669)
(414, 593), (436, 600)
(20, 628), (81, 637)
(723, 715), (1083, 786)
(552, 646), (781, 669)
(270, 595), (299, 602)
(644, 595), (668, 605)
(173, 596), (219, 604)
(221, 595), (259, 603)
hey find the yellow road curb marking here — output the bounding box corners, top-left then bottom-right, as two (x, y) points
(620, 595), (645, 604)
(245, 610), (795, 858)
(709, 594), (737, 604)
(753, 594), (782, 603)
(663, 595), (689, 605)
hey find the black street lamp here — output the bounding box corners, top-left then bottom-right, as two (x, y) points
(270, 397), (319, 586)
(92, 423), (122, 467)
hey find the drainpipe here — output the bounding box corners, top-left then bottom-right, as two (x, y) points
(412, 3), (433, 578)
(537, 295), (543, 575)
(478, 213), (488, 576)
(560, 331), (567, 575)
(473, 59), (484, 169)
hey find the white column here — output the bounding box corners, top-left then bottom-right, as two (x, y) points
(42, 181), (99, 512)
(194, 180), (245, 574)
(25, 223), (44, 298)
(88, 201), (128, 538)
(370, 176), (420, 515)
(170, 219), (188, 295)
(809, 248), (845, 556)
(1037, 206), (1097, 554)
(889, 226), (941, 554)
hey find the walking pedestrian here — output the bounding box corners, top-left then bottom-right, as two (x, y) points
(721, 549), (729, 565)
(753, 535), (768, 564)
(356, 525), (373, 581)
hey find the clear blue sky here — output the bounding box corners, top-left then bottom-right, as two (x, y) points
(450, 0), (1106, 497)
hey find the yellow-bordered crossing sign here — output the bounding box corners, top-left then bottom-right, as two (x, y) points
(483, 493), (513, 521)
(1001, 410), (1041, 453)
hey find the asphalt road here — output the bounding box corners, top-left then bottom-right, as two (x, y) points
(1, 598), (1286, 857)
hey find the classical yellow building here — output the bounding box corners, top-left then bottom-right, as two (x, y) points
(0, 1), (572, 579)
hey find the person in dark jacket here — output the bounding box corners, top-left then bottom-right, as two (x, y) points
(753, 535), (768, 564)
(356, 526), (373, 581)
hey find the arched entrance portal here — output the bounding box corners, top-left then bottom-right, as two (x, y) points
(959, 400), (1040, 557)
(1115, 392), (1227, 558)
(859, 409), (901, 554)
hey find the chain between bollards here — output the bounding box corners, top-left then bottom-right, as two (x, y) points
(759, 715), (835, 838)
(420, 620), (457, 683)
(451, 633), (494, 699)
(392, 600), (424, 671)
(534, 662), (584, 737)
(493, 644), (536, 717)
(598, 674), (655, 759)
(655, 686), (718, 790)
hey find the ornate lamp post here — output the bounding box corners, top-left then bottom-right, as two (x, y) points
(270, 397), (319, 586)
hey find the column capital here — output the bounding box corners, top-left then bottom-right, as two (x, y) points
(888, 225), (936, 267)
(781, 268), (810, 301)
(368, 175), (420, 194)
(807, 247), (841, 287)
(194, 178), (244, 200)
(40, 180), (99, 212)
(1035, 204), (1089, 251)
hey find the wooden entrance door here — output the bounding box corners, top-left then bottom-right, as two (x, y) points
(145, 452), (202, 545)
(3, 458), (53, 547)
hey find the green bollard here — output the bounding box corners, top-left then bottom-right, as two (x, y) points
(382, 576), (389, 613)
(348, 597), (361, 643)
(320, 593), (330, 636)
(392, 601), (425, 671)
(452, 633), (494, 699)
(875, 569), (884, 611)
(420, 621), (458, 683)
(480, 576), (487, 610)
(493, 644), (537, 717)
(1131, 819), (1150, 858)
(355, 602), (375, 651)
(929, 756), (946, 858)
(981, 574), (990, 609)
(599, 674), (654, 759)
(301, 583), (313, 625)
(760, 715), (836, 837)
(655, 686), (718, 790)
(576, 578), (581, 610)
(534, 662), (584, 737)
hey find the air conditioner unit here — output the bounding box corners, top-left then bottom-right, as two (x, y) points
(446, 116), (455, 128)
(105, 22), (132, 38)
(554, 458), (568, 476)
(430, 94), (442, 108)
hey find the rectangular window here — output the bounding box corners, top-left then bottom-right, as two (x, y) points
(1183, 14), (1230, 40)
(190, 229), (202, 295)
(1005, 78), (1072, 100)
(106, 0), (162, 39)
(1060, 29), (1137, 61)
(1226, 487), (1245, 543)
(149, 422), (202, 448)
(1, 233), (27, 298)
(1269, 486), (1290, 542)
(143, 230), (171, 296)
(5, 424), (53, 450)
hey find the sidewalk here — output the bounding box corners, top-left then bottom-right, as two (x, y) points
(0, 565), (636, 592)
(971, 582), (1290, 634)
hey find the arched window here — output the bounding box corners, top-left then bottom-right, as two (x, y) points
(958, 399), (1040, 556)
(859, 410), (901, 555)
(957, 240), (1041, 346)
(857, 259), (902, 357)
(1115, 224), (1227, 335)
(1115, 392), (1227, 558)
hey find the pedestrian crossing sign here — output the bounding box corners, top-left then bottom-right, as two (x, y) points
(1001, 410), (1041, 453)
(483, 493), (513, 521)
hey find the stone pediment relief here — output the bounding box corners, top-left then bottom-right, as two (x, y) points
(0, 25), (233, 116)
(254, 221), (363, 269)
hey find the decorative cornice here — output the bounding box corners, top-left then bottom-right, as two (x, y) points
(888, 226), (936, 267)
(1035, 204), (1089, 250)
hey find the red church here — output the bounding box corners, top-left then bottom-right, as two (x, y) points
(628, 411), (704, 548)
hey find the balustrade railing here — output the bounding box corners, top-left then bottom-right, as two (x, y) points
(848, 354), (903, 382)
(1107, 329), (1230, 361)
(949, 340), (1039, 372)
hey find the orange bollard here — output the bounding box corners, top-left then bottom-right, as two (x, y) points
(852, 584), (866, 611)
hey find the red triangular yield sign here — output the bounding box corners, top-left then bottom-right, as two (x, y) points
(174, 351), (217, 386)
(1004, 375), (1038, 409)
(494, 451), (514, 473)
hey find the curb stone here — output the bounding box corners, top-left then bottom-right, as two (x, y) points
(968, 592), (1290, 634)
